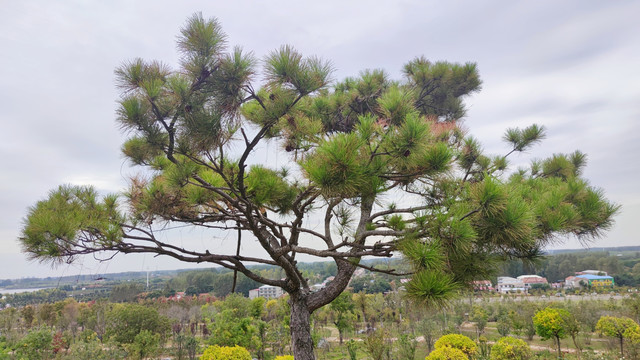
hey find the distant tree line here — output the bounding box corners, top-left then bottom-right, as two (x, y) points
(162, 262), (339, 298)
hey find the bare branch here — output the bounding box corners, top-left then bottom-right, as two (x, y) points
(369, 205), (429, 221)
(354, 262), (414, 276)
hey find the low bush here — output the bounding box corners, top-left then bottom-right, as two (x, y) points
(426, 346), (469, 360)
(434, 334), (477, 358)
(490, 336), (532, 360)
(200, 345), (252, 360)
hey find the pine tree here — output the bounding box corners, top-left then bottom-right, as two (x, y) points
(20, 14), (618, 360)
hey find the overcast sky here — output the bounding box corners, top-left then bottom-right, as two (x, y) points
(1, 1), (639, 280)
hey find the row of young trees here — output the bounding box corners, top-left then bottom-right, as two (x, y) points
(2, 287), (640, 359)
(0, 294), (288, 359)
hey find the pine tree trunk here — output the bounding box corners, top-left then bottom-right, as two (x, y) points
(290, 293), (315, 360)
(286, 197), (374, 360)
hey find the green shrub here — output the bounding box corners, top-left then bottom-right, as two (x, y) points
(65, 331), (127, 360)
(0, 341), (10, 360)
(274, 356), (294, 360)
(397, 333), (418, 360)
(364, 329), (391, 360)
(490, 336), (531, 360)
(426, 346), (469, 360)
(16, 327), (53, 360)
(127, 330), (160, 360)
(200, 345), (252, 360)
(346, 339), (358, 360)
(106, 303), (170, 345)
(434, 334), (477, 358)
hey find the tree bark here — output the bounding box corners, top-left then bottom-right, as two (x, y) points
(619, 336), (624, 356)
(290, 292), (315, 360)
(287, 196), (375, 360)
(571, 334), (581, 360)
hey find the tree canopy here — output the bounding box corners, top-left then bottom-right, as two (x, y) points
(19, 13), (618, 360)
(533, 307), (570, 358)
(596, 316), (640, 355)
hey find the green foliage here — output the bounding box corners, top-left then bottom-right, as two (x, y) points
(330, 292), (356, 343)
(626, 325), (640, 345)
(264, 45), (332, 96)
(126, 330), (160, 360)
(503, 124), (545, 152)
(250, 297), (267, 318)
(302, 132), (378, 197)
(109, 283), (143, 302)
(200, 345), (252, 360)
(533, 307), (570, 358)
(596, 315), (640, 354)
(596, 316), (639, 339)
(20, 185), (123, 265)
(207, 312), (260, 351)
(16, 326), (53, 360)
(363, 329), (391, 360)
(425, 346), (469, 360)
(274, 356), (294, 360)
(397, 333), (419, 360)
(477, 336), (490, 359)
(434, 334), (477, 358)
(399, 238), (444, 271)
(67, 331), (112, 360)
(0, 340), (10, 360)
(21, 305), (35, 327)
(625, 296), (640, 323)
(496, 316), (511, 337)
(122, 136), (164, 165)
(172, 333), (200, 360)
(403, 56), (481, 121)
(471, 306), (488, 337)
(419, 316), (441, 353)
(105, 303), (170, 345)
(533, 308), (570, 341)
(350, 275), (392, 294)
(346, 339), (359, 360)
(490, 337), (532, 360)
(245, 165), (297, 212)
(404, 270), (460, 308)
(165, 269), (260, 297)
(204, 295), (262, 352)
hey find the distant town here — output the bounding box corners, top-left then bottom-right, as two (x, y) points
(473, 270), (615, 294)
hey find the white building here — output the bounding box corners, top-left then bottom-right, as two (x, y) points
(248, 288), (260, 299)
(496, 276), (526, 293)
(248, 285), (284, 299)
(517, 275), (549, 291)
